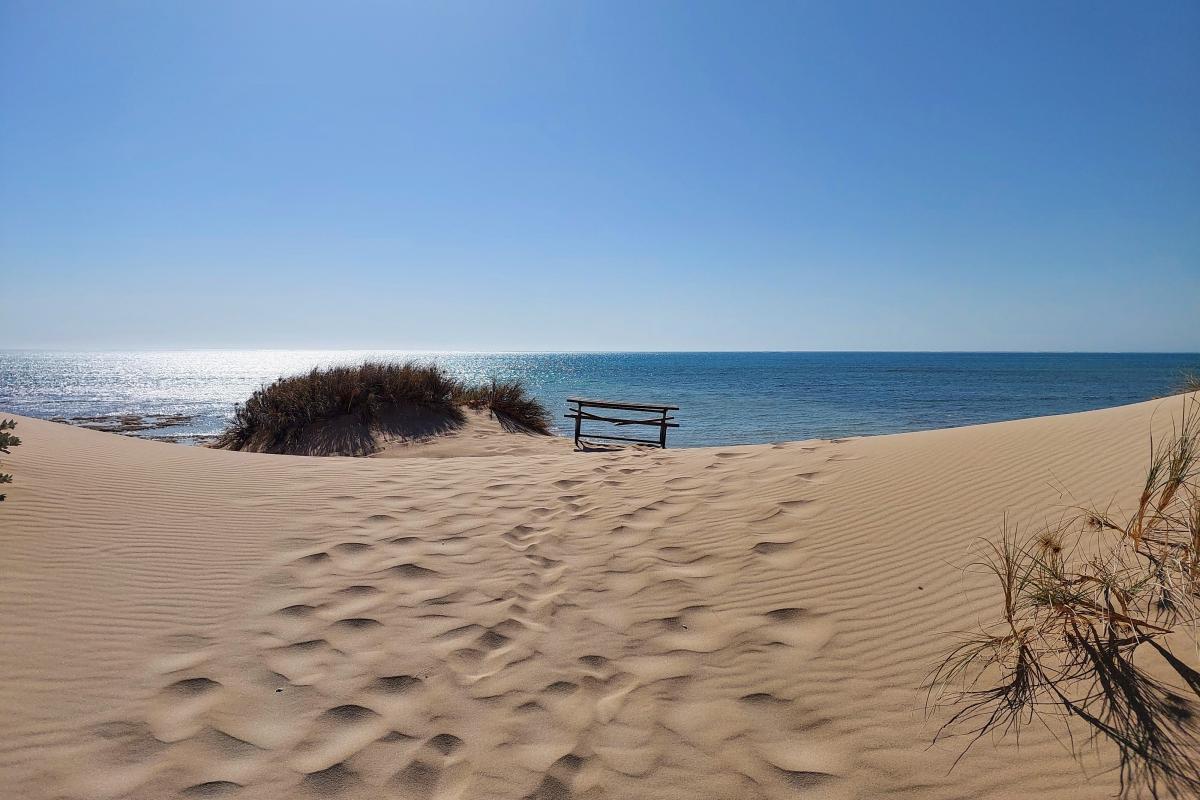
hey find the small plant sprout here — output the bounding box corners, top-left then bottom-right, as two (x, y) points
(0, 419), (20, 501)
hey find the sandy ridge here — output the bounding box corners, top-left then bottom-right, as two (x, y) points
(1, 396), (1196, 799)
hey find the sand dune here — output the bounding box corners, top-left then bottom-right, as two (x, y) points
(1, 396), (1195, 799)
(371, 409), (574, 460)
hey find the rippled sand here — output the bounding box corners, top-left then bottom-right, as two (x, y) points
(1, 396), (1194, 799)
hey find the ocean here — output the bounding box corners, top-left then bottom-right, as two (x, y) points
(1, 351), (1196, 447)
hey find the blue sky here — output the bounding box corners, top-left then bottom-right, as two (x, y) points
(1, 1), (1197, 351)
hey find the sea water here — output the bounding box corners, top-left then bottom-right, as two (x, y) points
(1, 351), (1196, 447)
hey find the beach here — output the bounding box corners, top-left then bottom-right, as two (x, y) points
(2, 394), (1195, 799)
(5, 0), (1197, 795)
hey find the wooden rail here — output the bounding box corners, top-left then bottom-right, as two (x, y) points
(565, 397), (680, 449)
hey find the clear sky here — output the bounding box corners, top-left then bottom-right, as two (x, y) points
(1, 1), (1197, 351)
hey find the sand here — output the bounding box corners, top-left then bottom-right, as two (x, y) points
(372, 409), (576, 460)
(1, 396), (1196, 799)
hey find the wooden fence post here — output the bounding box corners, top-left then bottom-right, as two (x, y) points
(573, 401), (582, 447)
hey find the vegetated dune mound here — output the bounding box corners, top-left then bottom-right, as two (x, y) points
(1, 394), (1197, 800)
(215, 361), (556, 457)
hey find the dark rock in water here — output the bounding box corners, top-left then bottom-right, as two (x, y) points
(53, 413), (204, 443)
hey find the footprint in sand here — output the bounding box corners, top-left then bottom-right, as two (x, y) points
(755, 607), (834, 664)
(390, 735), (472, 799)
(265, 638), (338, 685)
(750, 538), (809, 567)
(326, 616), (385, 649)
(523, 753), (589, 800)
(276, 603), (319, 617)
(290, 704), (388, 775)
(370, 674), (423, 695)
(148, 632), (216, 674)
(755, 739), (844, 793)
(327, 541), (378, 569)
(146, 675), (226, 742)
(751, 540), (796, 555)
(383, 562), (440, 580)
(180, 780), (244, 797)
(300, 761), (365, 797)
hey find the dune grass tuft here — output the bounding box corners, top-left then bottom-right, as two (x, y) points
(216, 361), (551, 453)
(1176, 370), (1200, 396)
(928, 396), (1200, 799)
(456, 378), (553, 434)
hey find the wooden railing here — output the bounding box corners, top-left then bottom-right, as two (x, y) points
(565, 397), (680, 449)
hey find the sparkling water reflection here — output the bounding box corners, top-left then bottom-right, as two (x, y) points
(1, 351), (1196, 447)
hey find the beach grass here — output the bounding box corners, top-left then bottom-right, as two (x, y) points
(929, 396), (1200, 799)
(216, 361), (551, 453)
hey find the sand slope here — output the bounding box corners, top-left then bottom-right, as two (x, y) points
(1, 396), (1196, 799)
(372, 408), (574, 460)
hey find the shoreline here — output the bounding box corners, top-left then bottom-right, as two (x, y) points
(6, 387), (1196, 455)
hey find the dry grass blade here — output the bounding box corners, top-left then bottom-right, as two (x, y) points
(928, 396), (1200, 799)
(1173, 371), (1200, 397)
(455, 378), (553, 434)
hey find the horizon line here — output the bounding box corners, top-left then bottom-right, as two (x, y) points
(3, 348), (1199, 356)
